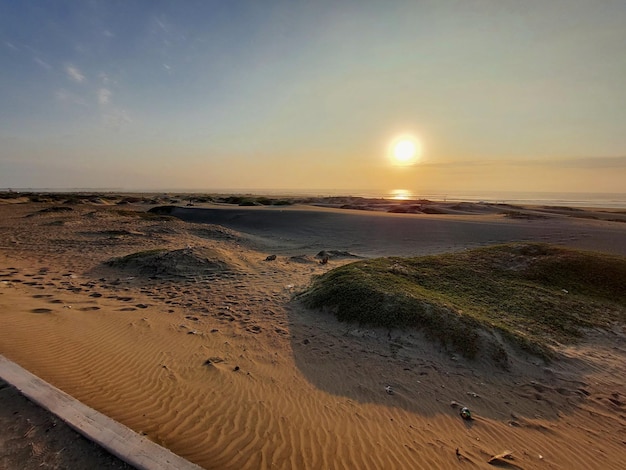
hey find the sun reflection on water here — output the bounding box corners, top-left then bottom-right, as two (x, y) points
(390, 189), (414, 200)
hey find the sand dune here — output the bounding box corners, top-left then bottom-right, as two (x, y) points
(1, 198), (625, 469)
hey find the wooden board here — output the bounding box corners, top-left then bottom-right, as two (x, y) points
(0, 355), (204, 470)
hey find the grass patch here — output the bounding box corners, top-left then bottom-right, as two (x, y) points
(104, 247), (238, 278)
(214, 195), (294, 206)
(299, 243), (626, 364)
(106, 249), (168, 266)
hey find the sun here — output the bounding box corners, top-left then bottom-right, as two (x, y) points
(389, 135), (422, 166)
(394, 140), (416, 162)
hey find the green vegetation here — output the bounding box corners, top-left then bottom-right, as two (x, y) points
(106, 249), (167, 266)
(214, 195), (294, 206)
(299, 243), (626, 364)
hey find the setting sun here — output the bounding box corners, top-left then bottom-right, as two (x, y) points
(389, 135), (422, 166)
(394, 140), (416, 162)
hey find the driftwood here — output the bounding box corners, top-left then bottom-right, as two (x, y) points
(487, 450), (524, 468)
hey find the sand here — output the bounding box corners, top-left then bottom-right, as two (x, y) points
(0, 196), (625, 469)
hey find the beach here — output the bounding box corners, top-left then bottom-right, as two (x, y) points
(1, 194), (625, 469)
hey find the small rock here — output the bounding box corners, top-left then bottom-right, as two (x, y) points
(265, 255), (277, 261)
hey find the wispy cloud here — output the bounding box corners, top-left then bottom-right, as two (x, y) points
(421, 156), (626, 169)
(4, 41), (18, 51)
(98, 72), (112, 85)
(103, 29), (115, 38)
(65, 64), (85, 83)
(547, 156), (626, 169)
(33, 57), (52, 70)
(55, 89), (86, 106)
(154, 17), (170, 34)
(97, 88), (112, 105)
(103, 109), (132, 129)
(491, 156), (626, 169)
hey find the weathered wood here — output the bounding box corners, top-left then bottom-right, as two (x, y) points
(0, 355), (204, 470)
(488, 450), (521, 468)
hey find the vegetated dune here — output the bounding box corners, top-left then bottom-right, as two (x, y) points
(299, 243), (626, 366)
(105, 246), (253, 279)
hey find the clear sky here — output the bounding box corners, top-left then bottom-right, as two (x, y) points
(1, 0), (625, 194)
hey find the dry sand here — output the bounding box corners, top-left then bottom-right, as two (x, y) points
(0, 197), (625, 469)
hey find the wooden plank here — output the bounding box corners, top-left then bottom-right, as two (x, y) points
(0, 355), (204, 470)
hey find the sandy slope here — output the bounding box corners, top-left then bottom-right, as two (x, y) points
(0, 200), (625, 469)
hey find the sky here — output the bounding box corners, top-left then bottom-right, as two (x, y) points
(1, 0), (625, 195)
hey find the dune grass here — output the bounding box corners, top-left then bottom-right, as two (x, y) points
(299, 243), (626, 364)
(106, 249), (168, 265)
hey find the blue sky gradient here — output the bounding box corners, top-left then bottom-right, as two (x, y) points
(1, 0), (625, 192)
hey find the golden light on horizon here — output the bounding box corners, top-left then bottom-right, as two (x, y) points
(390, 189), (413, 200)
(389, 135), (422, 166)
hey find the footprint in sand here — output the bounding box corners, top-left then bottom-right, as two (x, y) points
(116, 296), (133, 301)
(118, 307), (137, 311)
(31, 308), (53, 314)
(78, 306), (101, 311)
(32, 294), (53, 299)
(89, 292), (103, 298)
(48, 299), (63, 304)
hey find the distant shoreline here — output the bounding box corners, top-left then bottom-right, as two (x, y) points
(2, 189), (626, 210)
